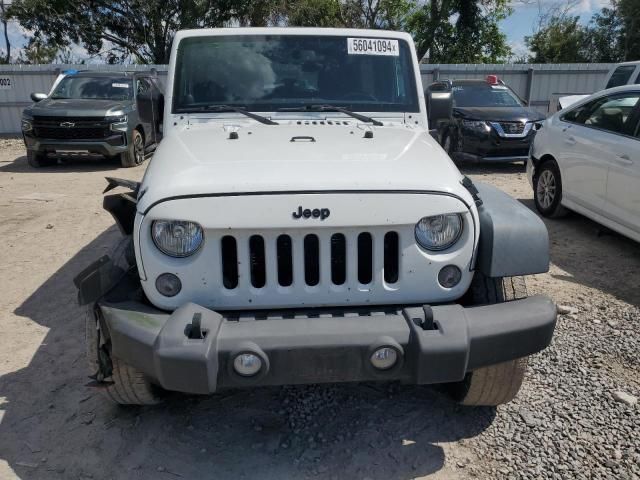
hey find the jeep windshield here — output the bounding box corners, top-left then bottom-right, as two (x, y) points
(173, 35), (419, 114)
(50, 76), (133, 101)
(452, 84), (523, 108)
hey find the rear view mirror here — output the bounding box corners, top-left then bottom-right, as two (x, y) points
(30, 92), (47, 102)
(425, 82), (453, 127)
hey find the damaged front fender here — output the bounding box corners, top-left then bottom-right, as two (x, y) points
(102, 177), (141, 235)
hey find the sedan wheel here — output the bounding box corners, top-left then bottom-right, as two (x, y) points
(533, 160), (568, 218)
(536, 169), (556, 209)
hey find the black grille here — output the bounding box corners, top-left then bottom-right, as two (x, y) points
(33, 126), (110, 139)
(330, 234), (347, 285)
(221, 236), (239, 289)
(32, 116), (111, 140)
(276, 235), (293, 286)
(304, 234), (320, 286)
(357, 233), (373, 285)
(383, 232), (399, 284)
(497, 122), (526, 135)
(220, 231), (400, 289)
(249, 235), (266, 288)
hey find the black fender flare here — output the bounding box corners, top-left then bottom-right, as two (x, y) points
(474, 182), (550, 277)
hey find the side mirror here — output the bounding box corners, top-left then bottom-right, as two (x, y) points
(31, 92), (47, 102)
(425, 85), (453, 127)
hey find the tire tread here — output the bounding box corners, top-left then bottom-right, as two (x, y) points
(454, 274), (529, 406)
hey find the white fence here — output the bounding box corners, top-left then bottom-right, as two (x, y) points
(0, 63), (612, 134)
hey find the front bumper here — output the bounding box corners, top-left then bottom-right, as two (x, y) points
(98, 295), (557, 394)
(23, 133), (127, 157)
(455, 130), (533, 163)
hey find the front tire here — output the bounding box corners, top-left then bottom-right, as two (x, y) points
(84, 236), (161, 405)
(442, 131), (460, 165)
(85, 307), (162, 406)
(119, 129), (145, 168)
(450, 274), (529, 406)
(533, 160), (568, 218)
(27, 150), (53, 168)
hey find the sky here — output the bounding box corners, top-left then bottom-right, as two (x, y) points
(502, 0), (612, 57)
(1, 0), (613, 63)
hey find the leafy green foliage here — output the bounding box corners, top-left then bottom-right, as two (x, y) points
(525, 16), (589, 63)
(526, 1), (640, 63)
(407, 0), (512, 63)
(7, 0), (515, 64)
(8, 0), (269, 64)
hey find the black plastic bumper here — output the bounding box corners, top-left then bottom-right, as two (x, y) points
(455, 133), (532, 163)
(98, 296), (557, 394)
(23, 134), (127, 157)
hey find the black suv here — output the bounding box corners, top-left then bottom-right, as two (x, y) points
(427, 76), (545, 164)
(21, 71), (163, 168)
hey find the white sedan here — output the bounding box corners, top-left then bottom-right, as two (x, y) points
(528, 84), (640, 243)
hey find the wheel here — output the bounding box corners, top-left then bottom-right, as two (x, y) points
(533, 160), (568, 218)
(27, 150), (53, 168)
(85, 307), (162, 405)
(449, 274), (529, 406)
(84, 235), (162, 405)
(441, 132), (459, 164)
(119, 129), (145, 168)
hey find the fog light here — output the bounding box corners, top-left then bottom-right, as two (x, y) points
(233, 353), (262, 376)
(156, 273), (181, 297)
(438, 265), (462, 288)
(370, 347), (398, 370)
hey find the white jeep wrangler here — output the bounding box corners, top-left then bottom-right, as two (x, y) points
(76, 28), (556, 406)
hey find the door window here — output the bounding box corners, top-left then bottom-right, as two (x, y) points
(562, 93), (640, 136)
(136, 78), (150, 95)
(605, 66), (636, 89)
(605, 65), (636, 89)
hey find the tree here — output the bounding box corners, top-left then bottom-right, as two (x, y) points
(407, 0), (511, 63)
(584, 6), (623, 63)
(525, 15), (589, 63)
(8, 0), (274, 64)
(283, 0), (414, 29)
(19, 36), (60, 64)
(0, 0), (9, 63)
(618, 0), (640, 61)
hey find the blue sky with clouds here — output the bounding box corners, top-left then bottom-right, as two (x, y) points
(502, 0), (612, 56)
(2, 0), (613, 63)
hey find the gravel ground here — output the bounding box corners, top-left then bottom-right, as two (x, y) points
(0, 141), (638, 480)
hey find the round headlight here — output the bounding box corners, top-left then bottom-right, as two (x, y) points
(415, 214), (463, 251)
(152, 220), (204, 257)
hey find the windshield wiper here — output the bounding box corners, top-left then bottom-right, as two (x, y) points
(180, 104), (278, 125)
(278, 104), (383, 126)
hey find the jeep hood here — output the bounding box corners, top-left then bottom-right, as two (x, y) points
(138, 124), (467, 213)
(25, 98), (130, 117)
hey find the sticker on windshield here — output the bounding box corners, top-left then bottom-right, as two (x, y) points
(112, 83), (129, 88)
(347, 38), (399, 56)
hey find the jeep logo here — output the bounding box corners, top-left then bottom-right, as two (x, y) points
(292, 206), (330, 220)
